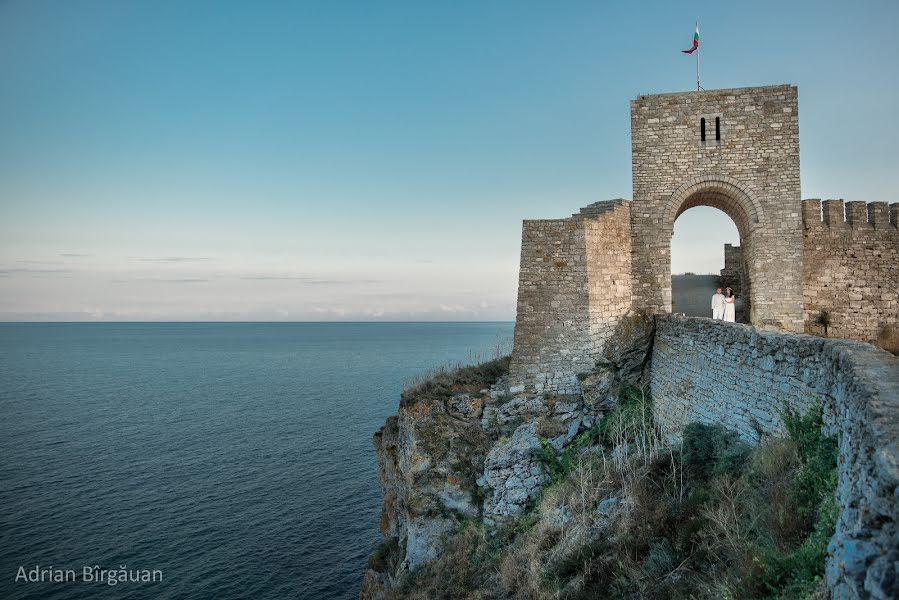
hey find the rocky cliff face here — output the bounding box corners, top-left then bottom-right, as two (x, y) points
(360, 314), (655, 599)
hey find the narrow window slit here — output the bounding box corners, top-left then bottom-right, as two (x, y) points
(715, 117), (721, 141)
(700, 118), (706, 142)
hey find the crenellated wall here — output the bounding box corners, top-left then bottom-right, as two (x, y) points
(508, 85), (898, 394)
(509, 200), (632, 393)
(802, 198), (899, 343)
(650, 315), (899, 598)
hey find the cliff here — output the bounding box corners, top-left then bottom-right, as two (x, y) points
(361, 315), (899, 600)
(360, 313), (656, 598)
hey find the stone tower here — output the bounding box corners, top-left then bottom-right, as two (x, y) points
(508, 84), (899, 392)
(629, 84), (803, 330)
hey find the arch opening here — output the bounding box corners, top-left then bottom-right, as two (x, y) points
(659, 178), (762, 324)
(671, 206), (748, 322)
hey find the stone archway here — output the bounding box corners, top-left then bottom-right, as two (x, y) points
(664, 175), (762, 237)
(664, 177), (760, 322)
(631, 172), (804, 331)
(629, 85), (804, 332)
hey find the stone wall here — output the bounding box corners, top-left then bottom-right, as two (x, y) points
(650, 315), (899, 598)
(802, 198), (899, 343)
(509, 200), (632, 393)
(719, 243), (744, 296)
(630, 85), (803, 331)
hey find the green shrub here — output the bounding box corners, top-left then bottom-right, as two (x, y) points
(535, 426), (600, 486)
(783, 404), (838, 523)
(368, 537), (401, 572)
(597, 384), (654, 446)
(753, 404), (838, 597)
(816, 311), (831, 337)
(682, 422), (752, 479)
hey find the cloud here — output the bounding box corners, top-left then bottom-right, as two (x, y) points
(1, 267), (73, 274)
(440, 303), (471, 313)
(112, 277), (209, 284)
(135, 256), (213, 263)
(313, 306), (349, 317)
(239, 275), (381, 285)
(60, 253), (93, 258)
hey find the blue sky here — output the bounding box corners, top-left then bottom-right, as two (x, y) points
(1, 0), (897, 321)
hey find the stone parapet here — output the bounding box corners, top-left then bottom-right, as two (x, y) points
(649, 315), (899, 599)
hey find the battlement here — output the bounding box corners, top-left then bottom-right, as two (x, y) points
(510, 83), (897, 393)
(632, 83), (795, 104)
(802, 198), (899, 229)
(802, 198), (899, 342)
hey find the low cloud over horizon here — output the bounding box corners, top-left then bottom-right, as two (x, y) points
(0, 253), (519, 321)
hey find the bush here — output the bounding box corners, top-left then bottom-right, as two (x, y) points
(753, 404), (838, 597)
(682, 422), (752, 480)
(815, 311), (831, 337)
(367, 537), (401, 572)
(783, 404), (838, 523)
(401, 356), (510, 407)
(876, 324), (899, 355)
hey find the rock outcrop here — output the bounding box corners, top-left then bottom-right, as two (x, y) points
(361, 315), (656, 598)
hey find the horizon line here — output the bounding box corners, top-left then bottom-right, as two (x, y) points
(0, 320), (517, 324)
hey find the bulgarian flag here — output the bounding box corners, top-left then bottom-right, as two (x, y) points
(682, 23), (699, 54)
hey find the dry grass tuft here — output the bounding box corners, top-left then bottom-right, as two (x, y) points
(875, 324), (899, 355)
(401, 355), (511, 407)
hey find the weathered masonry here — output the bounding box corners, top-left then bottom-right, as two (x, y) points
(650, 315), (899, 599)
(802, 199), (899, 341)
(509, 85), (899, 390)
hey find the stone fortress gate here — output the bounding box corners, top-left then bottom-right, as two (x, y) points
(509, 85), (899, 393)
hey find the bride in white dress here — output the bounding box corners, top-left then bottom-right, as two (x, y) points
(723, 287), (736, 322)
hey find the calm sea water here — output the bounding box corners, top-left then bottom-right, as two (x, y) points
(0, 322), (513, 600)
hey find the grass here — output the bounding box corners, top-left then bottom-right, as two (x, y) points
(387, 520), (505, 600)
(876, 324), (899, 355)
(393, 387), (839, 600)
(401, 355), (511, 408)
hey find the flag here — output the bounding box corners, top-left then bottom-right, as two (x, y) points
(682, 23), (699, 54)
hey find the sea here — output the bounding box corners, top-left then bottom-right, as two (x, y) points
(0, 322), (514, 600)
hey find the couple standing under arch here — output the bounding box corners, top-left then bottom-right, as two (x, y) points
(711, 287), (736, 322)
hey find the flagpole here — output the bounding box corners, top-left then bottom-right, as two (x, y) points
(696, 46), (700, 91)
(696, 21), (701, 91)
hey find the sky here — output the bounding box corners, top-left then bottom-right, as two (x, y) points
(1, 0), (897, 321)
